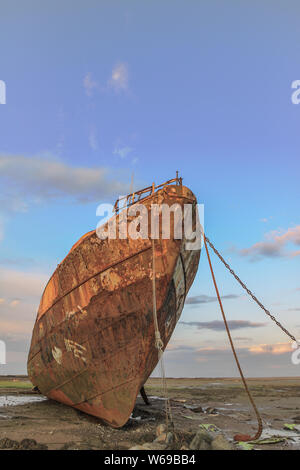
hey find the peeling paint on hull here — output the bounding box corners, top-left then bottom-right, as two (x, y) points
(27, 184), (200, 427)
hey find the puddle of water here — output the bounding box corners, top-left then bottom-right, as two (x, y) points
(219, 406), (245, 412)
(130, 412), (155, 422)
(130, 414), (142, 421)
(149, 395), (167, 401)
(0, 395), (47, 408)
(182, 383), (222, 390)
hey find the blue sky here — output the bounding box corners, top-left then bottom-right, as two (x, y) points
(0, 1), (300, 376)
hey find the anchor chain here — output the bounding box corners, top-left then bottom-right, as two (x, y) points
(204, 235), (296, 343)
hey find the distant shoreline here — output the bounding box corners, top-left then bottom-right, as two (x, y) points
(1, 375), (299, 381)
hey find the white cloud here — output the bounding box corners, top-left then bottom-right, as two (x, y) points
(108, 63), (129, 93)
(113, 146), (133, 158)
(83, 73), (98, 97)
(0, 219), (4, 241)
(0, 268), (49, 373)
(0, 321), (34, 337)
(83, 65), (130, 96)
(259, 216), (273, 223)
(180, 320), (266, 331)
(194, 342), (293, 357)
(151, 339), (298, 377)
(186, 294), (239, 305)
(88, 127), (99, 151)
(249, 342), (291, 355)
(237, 226), (300, 261)
(0, 154), (131, 208)
(0, 268), (48, 301)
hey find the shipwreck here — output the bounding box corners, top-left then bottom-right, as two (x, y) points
(27, 175), (201, 427)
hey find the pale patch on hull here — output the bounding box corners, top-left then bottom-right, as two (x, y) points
(64, 339), (87, 363)
(52, 347), (62, 365)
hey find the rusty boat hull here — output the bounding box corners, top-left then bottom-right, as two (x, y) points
(27, 183), (200, 427)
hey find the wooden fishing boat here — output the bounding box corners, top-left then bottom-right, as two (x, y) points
(27, 176), (201, 427)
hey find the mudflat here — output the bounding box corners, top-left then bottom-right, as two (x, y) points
(0, 376), (299, 450)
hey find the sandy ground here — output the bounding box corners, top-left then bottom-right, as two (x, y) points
(0, 376), (300, 450)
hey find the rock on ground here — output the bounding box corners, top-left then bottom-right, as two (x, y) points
(189, 430), (213, 450)
(156, 424), (167, 437)
(211, 435), (234, 451)
(0, 437), (48, 450)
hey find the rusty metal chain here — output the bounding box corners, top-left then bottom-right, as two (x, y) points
(204, 235), (297, 343)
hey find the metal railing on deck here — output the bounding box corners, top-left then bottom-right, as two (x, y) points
(113, 173), (183, 213)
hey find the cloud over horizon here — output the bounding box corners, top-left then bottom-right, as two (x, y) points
(0, 267), (49, 374)
(153, 340), (297, 378)
(108, 63), (129, 93)
(186, 294), (239, 305)
(113, 146), (133, 159)
(180, 320), (266, 331)
(83, 63), (129, 97)
(83, 73), (98, 97)
(0, 154), (131, 210)
(237, 226), (300, 261)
